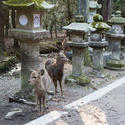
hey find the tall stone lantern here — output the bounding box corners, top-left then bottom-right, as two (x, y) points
(106, 11), (125, 70)
(64, 15), (94, 86)
(88, 0), (102, 23)
(90, 14), (110, 77)
(4, 0), (54, 98)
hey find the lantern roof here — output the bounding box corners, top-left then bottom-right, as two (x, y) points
(108, 11), (125, 24)
(3, 0), (54, 9)
(89, 1), (102, 9)
(63, 23), (95, 33)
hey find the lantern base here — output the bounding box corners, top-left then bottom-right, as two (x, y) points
(106, 59), (125, 70)
(65, 74), (91, 86)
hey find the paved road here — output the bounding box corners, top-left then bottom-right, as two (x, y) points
(90, 83), (125, 125)
(49, 78), (125, 125)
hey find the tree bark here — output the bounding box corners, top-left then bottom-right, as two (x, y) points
(98, 0), (112, 21)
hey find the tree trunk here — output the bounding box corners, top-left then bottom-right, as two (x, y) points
(11, 9), (16, 28)
(0, 24), (5, 54)
(67, 0), (72, 23)
(98, 0), (112, 21)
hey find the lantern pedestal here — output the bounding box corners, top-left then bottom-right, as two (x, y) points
(68, 42), (88, 76)
(89, 41), (108, 78)
(20, 42), (40, 89)
(65, 42), (91, 86)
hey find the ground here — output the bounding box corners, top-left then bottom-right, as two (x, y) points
(0, 52), (125, 125)
(0, 37), (125, 125)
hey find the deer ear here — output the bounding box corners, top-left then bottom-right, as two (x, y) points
(40, 69), (44, 75)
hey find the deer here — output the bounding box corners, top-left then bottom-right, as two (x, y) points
(45, 52), (68, 97)
(28, 69), (47, 114)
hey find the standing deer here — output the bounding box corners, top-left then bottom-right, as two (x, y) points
(28, 69), (47, 114)
(45, 52), (68, 96)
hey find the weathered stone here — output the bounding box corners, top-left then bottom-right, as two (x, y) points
(8, 29), (49, 42)
(5, 108), (23, 120)
(63, 23), (91, 33)
(108, 11), (125, 24)
(72, 47), (85, 76)
(9, 63), (21, 76)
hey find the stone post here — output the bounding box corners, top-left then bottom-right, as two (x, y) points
(72, 48), (84, 76)
(93, 48), (103, 73)
(69, 42), (88, 76)
(20, 42), (40, 89)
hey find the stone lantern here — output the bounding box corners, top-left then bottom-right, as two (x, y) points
(90, 14), (110, 77)
(106, 11), (125, 70)
(4, 0), (54, 98)
(88, 0), (102, 23)
(64, 15), (93, 85)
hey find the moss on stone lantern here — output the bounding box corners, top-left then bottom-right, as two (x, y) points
(108, 11), (125, 25)
(90, 14), (110, 42)
(92, 14), (110, 31)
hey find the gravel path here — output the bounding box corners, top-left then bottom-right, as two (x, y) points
(0, 53), (125, 124)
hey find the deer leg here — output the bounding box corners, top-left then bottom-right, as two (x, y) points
(38, 96), (42, 115)
(53, 79), (57, 94)
(42, 96), (46, 113)
(36, 95), (39, 111)
(59, 80), (63, 96)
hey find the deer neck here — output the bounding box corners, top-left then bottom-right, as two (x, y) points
(56, 60), (64, 68)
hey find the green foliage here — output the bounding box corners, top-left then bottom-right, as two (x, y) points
(43, 0), (77, 31)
